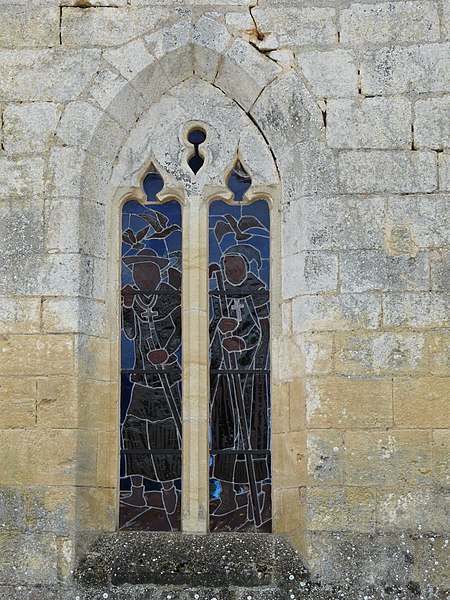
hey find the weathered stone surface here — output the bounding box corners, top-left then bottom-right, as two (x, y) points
(42, 297), (107, 336)
(0, 297), (40, 334)
(0, 335), (74, 376)
(340, 249), (429, 292)
(0, 50), (101, 102)
(326, 97), (411, 149)
(0, 378), (37, 428)
(3, 102), (61, 154)
(193, 16), (231, 81)
(361, 43), (450, 94)
(346, 430), (432, 485)
(61, 7), (179, 47)
(292, 293), (381, 332)
(438, 152), (450, 190)
(377, 488), (448, 532)
(383, 292), (449, 328)
(428, 332), (450, 376)
(306, 487), (376, 532)
(252, 7), (336, 48)
(306, 376), (393, 429)
(414, 97), (450, 150)
(0, 5), (59, 48)
(296, 332), (333, 375)
(0, 531), (59, 585)
(215, 38), (281, 110)
(297, 50), (358, 97)
(37, 376), (78, 428)
(283, 196), (385, 254)
(386, 194), (450, 247)
(338, 150), (437, 193)
(307, 430), (345, 484)
(57, 102), (107, 150)
(335, 332), (428, 376)
(340, 1), (439, 46)
(430, 249), (450, 290)
(393, 377), (449, 428)
(0, 157), (45, 199)
(283, 251), (338, 298)
(433, 430), (449, 485)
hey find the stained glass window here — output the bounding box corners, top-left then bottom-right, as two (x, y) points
(209, 164), (271, 532)
(119, 170), (182, 531)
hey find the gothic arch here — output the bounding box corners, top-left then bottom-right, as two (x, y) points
(66, 19), (335, 557)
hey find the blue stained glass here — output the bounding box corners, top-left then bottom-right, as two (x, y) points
(208, 177), (272, 533)
(119, 171), (182, 532)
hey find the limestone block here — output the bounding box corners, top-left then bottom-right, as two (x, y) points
(306, 487), (376, 532)
(277, 141), (338, 201)
(104, 39), (154, 81)
(0, 5), (59, 48)
(361, 43), (450, 95)
(393, 377), (449, 428)
(272, 431), (307, 488)
(238, 124), (279, 185)
(0, 157), (45, 200)
(250, 73), (323, 156)
(57, 102), (106, 150)
(92, 257), (108, 300)
(283, 196), (385, 255)
(215, 38), (281, 111)
(74, 486), (116, 530)
(76, 335), (112, 381)
(0, 429), (82, 485)
(345, 430), (432, 485)
(0, 486), (27, 530)
(37, 376), (78, 429)
(307, 430), (345, 484)
(193, 16), (232, 82)
(340, 1), (439, 46)
(334, 332), (428, 376)
(42, 298), (107, 337)
(0, 378), (37, 428)
(386, 194), (450, 248)
(78, 379), (116, 430)
(145, 15), (191, 59)
(49, 147), (85, 198)
(45, 197), (106, 257)
(292, 293), (381, 332)
(252, 7), (337, 48)
(0, 49), (101, 102)
(306, 376), (393, 429)
(411, 535), (449, 589)
(151, 42), (194, 89)
(338, 150), (437, 194)
(438, 152), (450, 190)
(383, 292), (450, 328)
(61, 7), (175, 47)
(340, 249), (429, 292)
(134, 0), (251, 4)
(415, 97), (450, 150)
(274, 487), (302, 533)
(377, 488), (448, 532)
(296, 332), (334, 375)
(96, 430), (118, 487)
(326, 97), (412, 149)
(428, 247), (450, 286)
(433, 430), (449, 485)
(0, 200), (44, 257)
(0, 531), (58, 585)
(427, 332), (450, 376)
(90, 69), (148, 130)
(224, 11), (253, 37)
(3, 103), (61, 154)
(288, 378), (306, 431)
(445, 0), (450, 40)
(283, 251), (338, 299)
(0, 335), (74, 377)
(0, 297), (40, 335)
(296, 50), (358, 97)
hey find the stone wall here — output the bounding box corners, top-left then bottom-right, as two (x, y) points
(0, 0), (448, 596)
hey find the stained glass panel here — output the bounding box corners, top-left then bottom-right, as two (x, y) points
(208, 186), (271, 532)
(119, 171), (182, 531)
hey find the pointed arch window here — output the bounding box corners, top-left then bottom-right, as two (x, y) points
(119, 152), (271, 534)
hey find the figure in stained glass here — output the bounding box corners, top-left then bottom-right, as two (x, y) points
(120, 172), (182, 531)
(209, 191), (271, 532)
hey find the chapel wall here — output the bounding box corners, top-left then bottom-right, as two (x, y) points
(0, 0), (448, 594)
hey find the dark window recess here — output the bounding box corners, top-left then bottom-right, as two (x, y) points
(187, 128), (206, 174)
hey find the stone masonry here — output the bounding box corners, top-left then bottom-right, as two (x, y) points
(0, 0), (449, 598)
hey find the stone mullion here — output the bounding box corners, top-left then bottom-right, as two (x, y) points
(181, 195), (209, 532)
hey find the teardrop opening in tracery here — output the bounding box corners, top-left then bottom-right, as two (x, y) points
(187, 128), (206, 174)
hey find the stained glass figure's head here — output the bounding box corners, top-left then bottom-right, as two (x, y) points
(223, 255), (247, 285)
(123, 248), (169, 291)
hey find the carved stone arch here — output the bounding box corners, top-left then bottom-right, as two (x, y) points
(71, 28), (334, 559)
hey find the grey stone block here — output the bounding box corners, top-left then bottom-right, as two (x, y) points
(0, 157), (45, 200)
(283, 251), (338, 299)
(340, 1), (439, 46)
(415, 97), (450, 150)
(3, 102), (61, 154)
(383, 292), (450, 328)
(338, 150), (437, 193)
(430, 249), (450, 291)
(361, 43), (450, 95)
(0, 5), (59, 48)
(297, 50), (358, 97)
(326, 97), (412, 149)
(340, 250), (430, 292)
(439, 152), (450, 190)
